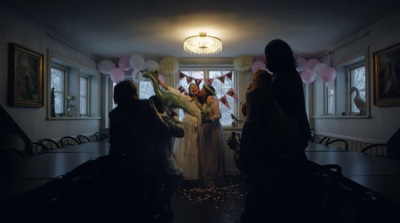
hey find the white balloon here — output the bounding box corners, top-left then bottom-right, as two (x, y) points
(98, 60), (116, 74)
(326, 80), (335, 89)
(144, 60), (159, 71)
(132, 69), (144, 82)
(313, 63), (329, 76)
(129, 54), (145, 69)
(296, 57), (306, 72)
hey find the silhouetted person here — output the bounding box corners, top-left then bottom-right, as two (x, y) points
(240, 40), (312, 223)
(149, 95), (185, 222)
(266, 39), (311, 156)
(109, 80), (172, 221)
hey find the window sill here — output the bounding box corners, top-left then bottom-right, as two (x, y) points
(46, 116), (101, 120)
(313, 115), (371, 119)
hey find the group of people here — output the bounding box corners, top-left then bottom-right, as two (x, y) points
(107, 38), (312, 223)
(157, 78), (226, 187)
(108, 72), (226, 222)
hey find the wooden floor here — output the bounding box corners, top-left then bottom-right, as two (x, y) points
(171, 176), (248, 223)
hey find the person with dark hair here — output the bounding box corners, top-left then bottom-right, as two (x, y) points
(108, 80), (173, 220)
(265, 39), (311, 157)
(157, 79), (204, 180)
(240, 40), (312, 222)
(198, 85), (225, 186)
(149, 95), (185, 222)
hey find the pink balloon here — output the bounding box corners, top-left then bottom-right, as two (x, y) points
(300, 69), (316, 84)
(110, 67), (125, 83)
(118, 56), (132, 71)
(251, 60), (266, 73)
(319, 66), (337, 82)
(304, 58), (320, 72)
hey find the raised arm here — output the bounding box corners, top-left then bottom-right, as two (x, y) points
(157, 78), (169, 90)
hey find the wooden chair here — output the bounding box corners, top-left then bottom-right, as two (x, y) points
(39, 138), (61, 151)
(319, 136), (331, 144)
(0, 147), (27, 160)
(59, 136), (81, 147)
(361, 128), (400, 159)
(31, 142), (48, 154)
(77, 135), (91, 144)
(95, 131), (108, 141)
(361, 143), (388, 157)
(326, 139), (349, 150)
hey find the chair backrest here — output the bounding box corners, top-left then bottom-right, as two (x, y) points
(326, 139), (348, 150)
(95, 131), (108, 141)
(319, 136), (330, 144)
(39, 138), (61, 150)
(31, 142), (48, 154)
(59, 136), (81, 147)
(361, 143), (388, 157)
(0, 147), (27, 160)
(77, 135), (91, 144)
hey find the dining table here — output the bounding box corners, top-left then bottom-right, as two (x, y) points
(0, 140), (110, 203)
(305, 142), (400, 209)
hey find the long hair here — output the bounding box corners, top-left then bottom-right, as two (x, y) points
(264, 39), (296, 73)
(253, 70), (272, 88)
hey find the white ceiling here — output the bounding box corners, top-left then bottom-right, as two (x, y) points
(3, 0), (400, 60)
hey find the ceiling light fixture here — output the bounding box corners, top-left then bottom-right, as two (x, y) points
(183, 32), (222, 55)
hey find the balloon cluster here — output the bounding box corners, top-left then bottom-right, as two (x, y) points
(251, 60), (266, 73)
(97, 54), (161, 83)
(296, 56), (336, 87)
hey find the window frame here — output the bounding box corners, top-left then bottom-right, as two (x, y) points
(347, 62), (366, 115)
(79, 75), (90, 116)
(178, 66), (238, 127)
(50, 65), (67, 116)
(314, 48), (370, 119)
(324, 80), (336, 116)
(46, 49), (101, 120)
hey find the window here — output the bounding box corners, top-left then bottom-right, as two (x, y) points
(348, 64), (366, 114)
(80, 76), (89, 116)
(179, 68), (237, 126)
(51, 66), (66, 115)
(314, 50), (369, 118)
(325, 82), (335, 115)
(48, 51), (100, 119)
(139, 81), (155, 99)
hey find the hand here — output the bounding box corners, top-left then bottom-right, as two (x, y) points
(167, 109), (177, 117)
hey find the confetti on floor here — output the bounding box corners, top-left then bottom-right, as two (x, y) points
(171, 175), (248, 223)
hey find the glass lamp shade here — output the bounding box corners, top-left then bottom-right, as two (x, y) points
(183, 32), (222, 55)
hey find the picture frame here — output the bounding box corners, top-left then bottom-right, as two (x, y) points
(8, 43), (44, 107)
(373, 43), (400, 106)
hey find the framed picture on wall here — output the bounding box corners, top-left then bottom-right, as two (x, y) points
(8, 43), (44, 107)
(373, 43), (400, 106)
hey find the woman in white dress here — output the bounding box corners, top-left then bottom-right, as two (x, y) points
(157, 79), (204, 180)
